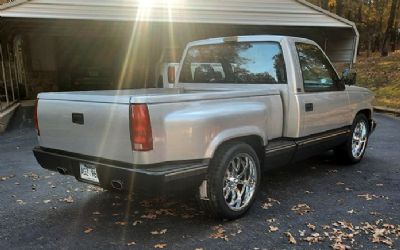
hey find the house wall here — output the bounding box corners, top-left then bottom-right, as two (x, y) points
(27, 35), (58, 96)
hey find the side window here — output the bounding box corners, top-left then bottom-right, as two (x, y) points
(180, 42), (287, 84)
(295, 43), (340, 92)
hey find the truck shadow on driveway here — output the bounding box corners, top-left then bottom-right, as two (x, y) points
(35, 150), (384, 248)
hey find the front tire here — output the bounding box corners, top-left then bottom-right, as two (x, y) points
(335, 114), (370, 164)
(198, 142), (261, 220)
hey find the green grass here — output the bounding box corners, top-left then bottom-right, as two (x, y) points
(355, 51), (400, 109)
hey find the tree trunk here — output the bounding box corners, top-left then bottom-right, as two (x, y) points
(336, 0), (344, 17)
(321, 0), (329, 10)
(392, 20), (398, 51)
(367, 36), (372, 57)
(381, 0), (399, 56)
(357, 2), (362, 23)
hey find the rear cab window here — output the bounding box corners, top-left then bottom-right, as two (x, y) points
(179, 42), (287, 84)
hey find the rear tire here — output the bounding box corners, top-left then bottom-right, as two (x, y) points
(198, 142), (261, 220)
(335, 114), (370, 164)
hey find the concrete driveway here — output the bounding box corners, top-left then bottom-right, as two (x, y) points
(0, 110), (399, 249)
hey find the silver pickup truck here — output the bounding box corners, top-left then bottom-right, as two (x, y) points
(33, 35), (376, 219)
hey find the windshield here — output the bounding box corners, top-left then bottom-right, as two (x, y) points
(179, 42), (287, 84)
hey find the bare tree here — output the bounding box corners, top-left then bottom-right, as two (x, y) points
(336, 0), (344, 16)
(321, 0), (329, 10)
(381, 0), (399, 56)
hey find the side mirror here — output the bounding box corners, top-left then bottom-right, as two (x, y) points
(167, 65), (176, 84)
(342, 69), (357, 86)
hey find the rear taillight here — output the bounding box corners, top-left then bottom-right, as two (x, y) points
(34, 99), (40, 136)
(130, 104), (153, 151)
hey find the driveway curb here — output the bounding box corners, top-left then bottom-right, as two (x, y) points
(374, 106), (400, 116)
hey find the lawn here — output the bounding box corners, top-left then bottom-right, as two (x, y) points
(355, 51), (400, 109)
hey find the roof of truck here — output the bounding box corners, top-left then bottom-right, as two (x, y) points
(186, 35), (316, 47)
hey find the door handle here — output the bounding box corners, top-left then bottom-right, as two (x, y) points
(72, 113), (84, 125)
(305, 103), (314, 112)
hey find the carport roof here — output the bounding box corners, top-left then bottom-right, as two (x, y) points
(0, 0), (354, 29)
(0, 0), (359, 64)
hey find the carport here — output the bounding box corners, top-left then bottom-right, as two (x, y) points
(0, 0), (358, 103)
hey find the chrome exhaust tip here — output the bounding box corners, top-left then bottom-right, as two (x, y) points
(56, 167), (67, 175)
(111, 180), (123, 190)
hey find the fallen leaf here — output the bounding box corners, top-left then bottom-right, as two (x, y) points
(381, 237), (393, 246)
(303, 232), (323, 244)
(284, 232), (297, 244)
(291, 204), (311, 215)
(307, 223), (316, 230)
(115, 221), (128, 226)
(63, 196), (74, 203)
(230, 228), (242, 236)
(358, 193), (376, 201)
(154, 243), (167, 249)
(261, 202), (273, 209)
(23, 172), (40, 180)
(141, 213), (157, 220)
(269, 226), (279, 232)
(133, 220), (142, 226)
(347, 209), (356, 214)
(151, 229), (167, 235)
(16, 199), (25, 205)
(331, 242), (351, 250)
(209, 225), (228, 241)
(181, 214), (194, 219)
(84, 228), (94, 234)
(0, 175), (15, 181)
(267, 198), (280, 204)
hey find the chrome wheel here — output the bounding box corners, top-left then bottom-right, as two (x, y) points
(223, 153), (257, 211)
(351, 120), (368, 159)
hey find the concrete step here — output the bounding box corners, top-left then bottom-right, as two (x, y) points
(0, 103), (21, 133)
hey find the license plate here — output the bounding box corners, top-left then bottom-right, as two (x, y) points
(79, 163), (99, 183)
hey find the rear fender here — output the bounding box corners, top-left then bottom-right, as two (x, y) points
(204, 126), (267, 159)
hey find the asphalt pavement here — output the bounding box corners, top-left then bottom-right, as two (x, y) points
(0, 108), (399, 249)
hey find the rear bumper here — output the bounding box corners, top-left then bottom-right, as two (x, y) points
(33, 147), (208, 193)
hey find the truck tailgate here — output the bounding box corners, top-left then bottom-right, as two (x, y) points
(37, 98), (133, 163)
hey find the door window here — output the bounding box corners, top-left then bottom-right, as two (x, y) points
(295, 43), (340, 92)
